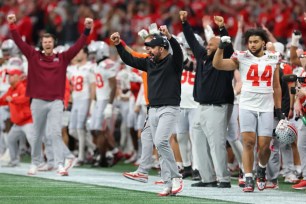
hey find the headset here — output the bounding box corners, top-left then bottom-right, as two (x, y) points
(39, 33), (58, 51)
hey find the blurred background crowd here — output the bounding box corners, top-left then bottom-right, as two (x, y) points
(0, 0), (305, 49)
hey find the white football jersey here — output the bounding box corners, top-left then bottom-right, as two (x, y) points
(231, 50), (281, 112)
(67, 62), (95, 100)
(180, 70), (198, 109)
(94, 58), (119, 101)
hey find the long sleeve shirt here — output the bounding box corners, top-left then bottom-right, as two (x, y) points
(182, 21), (234, 105)
(116, 37), (183, 106)
(0, 81), (32, 126)
(10, 25), (89, 101)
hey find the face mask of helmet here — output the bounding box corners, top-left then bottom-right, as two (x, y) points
(275, 119), (297, 145)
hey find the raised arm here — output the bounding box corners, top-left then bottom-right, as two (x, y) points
(213, 37), (238, 71)
(7, 14), (35, 58)
(180, 11), (207, 59)
(64, 18), (93, 62)
(110, 32), (148, 71)
(159, 25), (183, 70)
(214, 16), (234, 58)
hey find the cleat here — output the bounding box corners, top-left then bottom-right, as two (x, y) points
(238, 169), (245, 187)
(243, 177), (255, 192)
(154, 179), (164, 185)
(192, 169), (201, 181)
(171, 178), (183, 195)
(123, 171), (148, 183)
(256, 166), (266, 191)
(57, 166), (69, 176)
(218, 182), (231, 188)
(158, 187), (172, 196)
(284, 173), (299, 184)
(37, 163), (54, 171)
(64, 157), (77, 172)
(27, 165), (37, 176)
(292, 180), (306, 190)
(266, 180), (279, 190)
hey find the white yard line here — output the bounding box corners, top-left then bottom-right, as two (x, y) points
(1, 163), (305, 204)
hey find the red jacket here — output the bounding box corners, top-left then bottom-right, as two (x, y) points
(0, 81), (32, 126)
(10, 24), (88, 101)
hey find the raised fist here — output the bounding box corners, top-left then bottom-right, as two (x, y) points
(7, 14), (16, 24)
(84, 18), (93, 29)
(179, 11), (188, 22)
(219, 36), (231, 49)
(159, 25), (171, 39)
(292, 30), (302, 47)
(214, 16), (224, 28)
(110, 32), (121, 45)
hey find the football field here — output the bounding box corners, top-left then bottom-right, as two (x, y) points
(0, 163), (306, 204)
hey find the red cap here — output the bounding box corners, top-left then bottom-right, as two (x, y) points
(6, 69), (23, 76)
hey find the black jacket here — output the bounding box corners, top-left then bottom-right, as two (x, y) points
(116, 37), (183, 106)
(182, 21), (234, 105)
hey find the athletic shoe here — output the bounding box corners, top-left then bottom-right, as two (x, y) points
(172, 178), (183, 195)
(243, 177), (255, 192)
(112, 151), (124, 166)
(37, 163), (54, 171)
(191, 181), (218, 187)
(192, 169), (201, 181)
(266, 180), (279, 189)
(154, 179), (164, 185)
(27, 165), (37, 176)
(256, 166), (266, 191)
(158, 187), (172, 196)
(284, 173), (299, 184)
(123, 171), (148, 183)
(64, 157), (77, 172)
(57, 166), (68, 176)
(292, 180), (306, 190)
(238, 169), (245, 187)
(218, 182), (231, 188)
(182, 169), (192, 179)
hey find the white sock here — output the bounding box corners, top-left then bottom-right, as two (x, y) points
(259, 162), (267, 168)
(245, 173), (253, 178)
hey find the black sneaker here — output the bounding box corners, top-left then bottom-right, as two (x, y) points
(192, 169), (201, 181)
(218, 182), (231, 188)
(191, 181), (218, 187)
(243, 177), (255, 192)
(182, 166), (193, 179)
(256, 166), (266, 191)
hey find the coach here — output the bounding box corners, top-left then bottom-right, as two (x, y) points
(110, 26), (183, 196)
(180, 11), (234, 188)
(7, 14), (93, 176)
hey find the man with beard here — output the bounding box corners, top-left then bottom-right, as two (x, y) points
(110, 25), (184, 196)
(213, 29), (283, 192)
(179, 11), (234, 188)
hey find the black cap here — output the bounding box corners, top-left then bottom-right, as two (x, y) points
(144, 35), (169, 49)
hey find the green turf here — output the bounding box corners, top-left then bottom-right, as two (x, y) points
(0, 174), (237, 204)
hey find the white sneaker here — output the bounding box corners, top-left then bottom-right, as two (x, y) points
(57, 166), (68, 176)
(64, 157), (77, 172)
(158, 187), (172, 196)
(123, 171), (148, 183)
(266, 181), (279, 189)
(27, 165), (37, 176)
(37, 163), (54, 171)
(172, 178), (183, 195)
(285, 173), (299, 184)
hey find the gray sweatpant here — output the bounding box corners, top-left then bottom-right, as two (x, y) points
(192, 104), (230, 183)
(7, 123), (34, 165)
(30, 99), (67, 167)
(137, 115), (154, 174)
(149, 106), (181, 187)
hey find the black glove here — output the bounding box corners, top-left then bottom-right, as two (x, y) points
(275, 108), (285, 120)
(219, 36), (231, 49)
